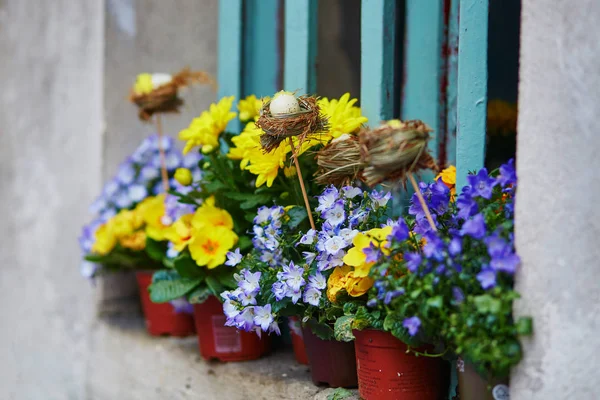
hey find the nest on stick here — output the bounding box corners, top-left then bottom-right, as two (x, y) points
(129, 68), (215, 121)
(360, 120), (438, 187)
(256, 96), (329, 153)
(315, 134), (365, 187)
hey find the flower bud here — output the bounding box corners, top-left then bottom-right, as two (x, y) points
(174, 168), (192, 186)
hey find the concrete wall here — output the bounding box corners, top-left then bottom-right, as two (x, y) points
(512, 0), (600, 398)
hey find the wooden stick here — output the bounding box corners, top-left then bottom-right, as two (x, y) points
(408, 172), (437, 232)
(288, 137), (316, 231)
(155, 115), (170, 192)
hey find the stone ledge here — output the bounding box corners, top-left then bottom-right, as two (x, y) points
(86, 314), (359, 399)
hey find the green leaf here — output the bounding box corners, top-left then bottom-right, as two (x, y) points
(474, 295), (501, 314)
(222, 192), (271, 210)
(173, 254), (205, 279)
(383, 311), (402, 332)
(410, 288), (422, 299)
(334, 316), (355, 342)
(327, 388), (354, 400)
(306, 319), (335, 340)
(352, 306), (371, 331)
(205, 275), (225, 297)
(237, 235), (252, 251)
(516, 317), (533, 335)
(188, 286), (211, 304)
(286, 206), (308, 229)
(426, 296), (443, 309)
(149, 278), (202, 303)
(145, 238), (167, 262)
(151, 269), (181, 283)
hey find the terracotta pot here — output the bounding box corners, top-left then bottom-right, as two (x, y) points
(457, 358), (510, 400)
(288, 317), (309, 365)
(135, 271), (196, 337)
(302, 326), (358, 388)
(353, 329), (445, 400)
(193, 296), (270, 362)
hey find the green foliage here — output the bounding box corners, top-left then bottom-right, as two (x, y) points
(145, 238), (167, 262)
(149, 277), (203, 303)
(334, 316), (355, 342)
(306, 319), (335, 341)
(188, 286), (211, 304)
(173, 254), (206, 279)
(326, 388), (355, 400)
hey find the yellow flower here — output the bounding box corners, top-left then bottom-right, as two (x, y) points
(119, 231), (147, 251)
(165, 214), (194, 251)
(133, 73), (153, 95)
(191, 196), (234, 230)
(345, 271), (374, 297)
(238, 95), (268, 122)
(436, 165), (456, 200)
(318, 93), (368, 142)
(327, 265), (352, 302)
(188, 226), (238, 269)
(174, 168), (193, 186)
(137, 195), (170, 241)
(179, 96), (237, 154)
(343, 226), (392, 277)
(92, 223), (118, 255)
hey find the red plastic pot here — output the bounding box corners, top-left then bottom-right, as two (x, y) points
(135, 271), (196, 337)
(353, 329), (444, 400)
(288, 317), (309, 365)
(193, 296), (270, 362)
(302, 326), (358, 388)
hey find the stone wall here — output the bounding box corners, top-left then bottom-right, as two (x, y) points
(511, 0), (600, 397)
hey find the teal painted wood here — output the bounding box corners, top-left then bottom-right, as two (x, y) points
(283, 0), (317, 95)
(218, 0), (242, 133)
(402, 0), (445, 159)
(243, 0), (281, 98)
(445, 0), (459, 167)
(360, 0), (396, 126)
(456, 0), (488, 189)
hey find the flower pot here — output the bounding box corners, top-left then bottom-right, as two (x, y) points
(135, 271), (196, 337)
(353, 329), (445, 400)
(288, 317), (309, 365)
(193, 296), (270, 362)
(302, 326), (358, 388)
(457, 358), (510, 400)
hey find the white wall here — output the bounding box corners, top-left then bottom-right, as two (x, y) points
(512, 0), (600, 397)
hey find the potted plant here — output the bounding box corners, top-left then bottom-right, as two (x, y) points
(79, 135), (201, 336)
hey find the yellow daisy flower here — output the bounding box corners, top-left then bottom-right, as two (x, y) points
(179, 96), (237, 154)
(318, 93), (368, 142)
(436, 165), (456, 199)
(238, 95), (269, 122)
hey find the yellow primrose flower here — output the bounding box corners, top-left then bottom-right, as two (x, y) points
(436, 165), (456, 200)
(188, 226), (238, 269)
(165, 214), (194, 251)
(133, 73), (154, 95)
(191, 196), (234, 230)
(92, 223), (118, 255)
(137, 194), (170, 241)
(327, 265), (352, 302)
(179, 96), (237, 154)
(345, 271), (374, 297)
(174, 168), (193, 186)
(119, 231), (147, 251)
(318, 93), (368, 142)
(238, 95), (268, 122)
(343, 226), (392, 277)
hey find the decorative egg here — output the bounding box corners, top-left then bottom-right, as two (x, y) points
(151, 73), (173, 89)
(270, 91), (300, 115)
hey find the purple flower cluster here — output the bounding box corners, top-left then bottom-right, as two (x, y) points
(273, 261), (306, 303)
(408, 180), (451, 235)
(252, 205), (286, 267)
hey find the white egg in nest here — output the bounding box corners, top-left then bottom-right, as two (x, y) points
(270, 91), (300, 116)
(151, 73), (173, 89)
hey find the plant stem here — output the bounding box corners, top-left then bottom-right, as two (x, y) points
(155, 115), (170, 192)
(288, 138), (316, 231)
(408, 172), (437, 232)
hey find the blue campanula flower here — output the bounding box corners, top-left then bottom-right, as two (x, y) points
(405, 252), (422, 273)
(497, 159), (516, 188)
(299, 229), (316, 245)
(271, 281), (287, 301)
(234, 307), (256, 331)
(240, 270), (261, 295)
(370, 190), (392, 209)
(308, 272), (327, 290)
(116, 162), (136, 185)
(423, 232), (445, 261)
(490, 251), (520, 274)
(460, 213), (487, 239)
(127, 184), (148, 203)
(140, 165), (160, 181)
(389, 219), (409, 242)
(342, 186), (362, 199)
(225, 248), (243, 267)
(448, 237), (462, 256)
(182, 151), (202, 169)
(303, 286), (322, 306)
(403, 316), (421, 336)
(384, 289), (404, 305)
(303, 251), (316, 265)
(316, 186), (339, 212)
(170, 298), (194, 314)
(322, 199), (345, 226)
(476, 268), (496, 289)
(363, 242), (382, 263)
(80, 260), (99, 279)
(452, 287), (465, 303)
(467, 168), (496, 199)
(280, 262), (305, 292)
(324, 236), (347, 255)
(254, 206), (271, 225)
(103, 180), (120, 198)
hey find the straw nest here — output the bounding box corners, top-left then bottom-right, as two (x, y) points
(315, 134), (365, 187)
(360, 120), (438, 187)
(129, 68), (216, 121)
(256, 95), (329, 153)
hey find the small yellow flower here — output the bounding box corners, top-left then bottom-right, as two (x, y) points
(436, 165), (456, 200)
(238, 95), (268, 122)
(327, 265), (352, 302)
(188, 226), (238, 269)
(343, 226), (392, 278)
(137, 195), (170, 241)
(179, 96), (237, 154)
(283, 165), (297, 178)
(318, 93), (368, 142)
(133, 73), (153, 95)
(345, 271), (374, 297)
(165, 214), (194, 252)
(92, 223), (118, 255)
(191, 196), (234, 231)
(119, 231), (147, 251)
(174, 168), (193, 186)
